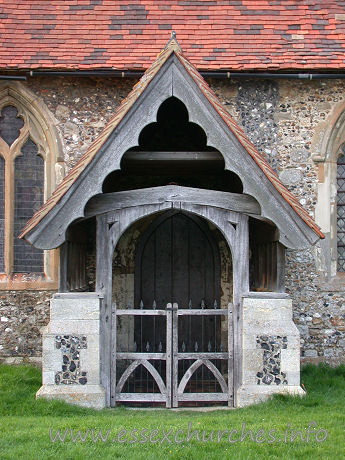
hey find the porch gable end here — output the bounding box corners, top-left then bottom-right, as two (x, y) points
(19, 38), (322, 250)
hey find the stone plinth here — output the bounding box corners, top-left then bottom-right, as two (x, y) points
(237, 293), (305, 407)
(36, 292), (105, 409)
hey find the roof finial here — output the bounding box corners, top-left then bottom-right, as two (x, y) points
(164, 30), (182, 53)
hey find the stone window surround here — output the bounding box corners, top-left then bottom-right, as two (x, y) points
(0, 83), (64, 290)
(313, 102), (345, 287)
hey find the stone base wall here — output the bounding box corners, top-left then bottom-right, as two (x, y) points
(237, 294), (305, 407)
(36, 292), (105, 409)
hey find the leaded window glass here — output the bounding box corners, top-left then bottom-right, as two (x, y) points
(0, 104), (44, 274)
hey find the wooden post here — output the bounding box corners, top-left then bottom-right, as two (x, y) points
(227, 302), (233, 407)
(232, 214), (249, 406)
(276, 242), (286, 292)
(96, 214), (113, 406)
(171, 302), (178, 408)
(166, 303), (172, 408)
(110, 301), (117, 407)
(59, 241), (68, 292)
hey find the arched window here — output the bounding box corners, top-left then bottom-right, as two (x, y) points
(0, 84), (63, 288)
(337, 148), (345, 272)
(0, 105), (44, 274)
(313, 103), (345, 278)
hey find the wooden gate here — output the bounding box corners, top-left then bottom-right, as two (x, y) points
(111, 302), (233, 407)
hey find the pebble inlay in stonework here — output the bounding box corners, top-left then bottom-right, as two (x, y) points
(256, 335), (288, 385)
(55, 335), (87, 385)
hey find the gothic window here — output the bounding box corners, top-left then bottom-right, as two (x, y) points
(337, 148), (345, 272)
(0, 104), (44, 275)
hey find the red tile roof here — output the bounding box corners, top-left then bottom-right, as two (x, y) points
(1, 0), (345, 71)
(20, 37), (324, 241)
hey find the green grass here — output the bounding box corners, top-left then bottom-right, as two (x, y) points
(0, 364), (344, 459)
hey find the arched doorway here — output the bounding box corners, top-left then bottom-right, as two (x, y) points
(134, 210), (221, 345)
(112, 209), (233, 407)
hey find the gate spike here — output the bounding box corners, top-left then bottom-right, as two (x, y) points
(208, 340), (212, 352)
(158, 342), (162, 352)
(152, 300), (157, 310)
(220, 343), (223, 352)
(146, 341), (150, 352)
(189, 299), (192, 309)
(201, 299), (205, 309)
(134, 341), (137, 352)
(139, 299), (144, 309)
(182, 341), (186, 352)
(195, 341), (198, 352)
(214, 300), (218, 309)
(127, 301), (131, 310)
(120, 344), (124, 352)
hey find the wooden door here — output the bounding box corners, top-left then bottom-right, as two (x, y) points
(135, 211), (220, 309)
(135, 211), (224, 400)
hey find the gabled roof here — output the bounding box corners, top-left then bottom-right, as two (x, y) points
(1, 0), (345, 71)
(20, 36), (323, 249)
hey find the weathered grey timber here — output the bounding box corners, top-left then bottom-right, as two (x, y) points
(95, 201), (247, 407)
(59, 242), (68, 292)
(95, 214), (113, 405)
(177, 359), (228, 394)
(115, 359), (167, 394)
(84, 186), (261, 221)
(24, 54), (319, 250)
(112, 300), (233, 407)
(176, 353), (229, 359)
(123, 150), (224, 163)
(176, 309), (228, 315)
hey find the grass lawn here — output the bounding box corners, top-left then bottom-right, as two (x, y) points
(0, 364), (344, 459)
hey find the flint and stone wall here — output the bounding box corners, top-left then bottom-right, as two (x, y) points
(0, 76), (344, 364)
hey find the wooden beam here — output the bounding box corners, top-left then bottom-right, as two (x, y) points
(123, 150), (224, 163)
(84, 185), (261, 218)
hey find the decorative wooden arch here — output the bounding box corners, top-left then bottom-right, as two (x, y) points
(91, 186), (249, 406)
(21, 39), (322, 250)
(177, 358), (228, 395)
(115, 359), (167, 395)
